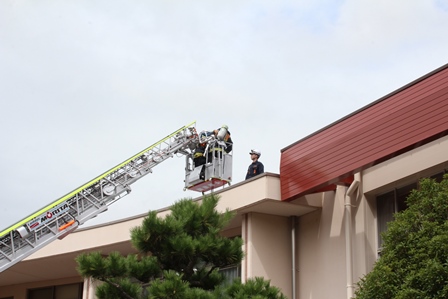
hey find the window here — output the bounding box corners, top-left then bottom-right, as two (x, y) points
(430, 170), (446, 182)
(28, 283), (82, 299)
(376, 182), (417, 251)
(376, 170), (446, 253)
(219, 264), (241, 285)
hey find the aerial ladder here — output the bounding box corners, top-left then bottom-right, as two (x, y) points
(0, 121), (233, 273)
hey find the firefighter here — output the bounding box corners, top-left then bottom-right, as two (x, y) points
(245, 149), (264, 180)
(207, 125), (233, 162)
(193, 131), (208, 167)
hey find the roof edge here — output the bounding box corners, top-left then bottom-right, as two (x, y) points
(281, 63), (448, 153)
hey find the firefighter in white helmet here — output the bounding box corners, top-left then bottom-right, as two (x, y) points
(193, 125), (233, 167)
(192, 125), (233, 181)
(245, 149), (264, 180)
(207, 124), (233, 162)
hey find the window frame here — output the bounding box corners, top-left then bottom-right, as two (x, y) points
(27, 282), (83, 299)
(375, 170), (446, 255)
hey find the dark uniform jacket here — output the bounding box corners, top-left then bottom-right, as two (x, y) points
(245, 161), (264, 180)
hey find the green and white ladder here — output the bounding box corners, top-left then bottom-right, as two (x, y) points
(0, 121), (198, 273)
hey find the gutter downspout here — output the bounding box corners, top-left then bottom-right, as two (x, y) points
(291, 216), (297, 299)
(345, 173), (360, 299)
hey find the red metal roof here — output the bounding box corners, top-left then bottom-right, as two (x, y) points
(280, 64), (448, 201)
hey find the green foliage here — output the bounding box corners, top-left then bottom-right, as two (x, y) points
(126, 254), (161, 282)
(96, 278), (142, 299)
(224, 277), (287, 299)
(77, 194), (284, 298)
(77, 251), (108, 279)
(147, 270), (189, 299)
(129, 194), (243, 288)
(355, 175), (448, 299)
(76, 251), (160, 279)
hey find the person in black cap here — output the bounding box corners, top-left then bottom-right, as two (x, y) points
(245, 149), (264, 180)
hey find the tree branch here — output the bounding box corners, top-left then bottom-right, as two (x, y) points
(103, 278), (135, 299)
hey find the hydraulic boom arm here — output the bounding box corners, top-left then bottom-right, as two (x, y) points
(0, 121), (198, 272)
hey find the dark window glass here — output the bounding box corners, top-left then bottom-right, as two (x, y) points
(28, 287), (53, 299)
(430, 171), (445, 183)
(219, 264), (241, 285)
(396, 183), (416, 212)
(54, 284), (81, 299)
(376, 183), (417, 250)
(377, 191), (395, 249)
(28, 283), (82, 299)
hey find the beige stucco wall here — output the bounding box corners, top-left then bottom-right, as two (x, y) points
(243, 212), (292, 298)
(295, 183), (378, 299)
(28, 217), (144, 259)
(293, 135), (448, 299)
(363, 134), (448, 195)
(353, 187), (377, 283)
(297, 189), (346, 299)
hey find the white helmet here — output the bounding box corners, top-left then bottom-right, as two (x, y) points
(199, 131), (208, 142)
(249, 149), (261, 157)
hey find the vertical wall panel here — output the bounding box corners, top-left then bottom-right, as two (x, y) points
(281, 65), (448, 201)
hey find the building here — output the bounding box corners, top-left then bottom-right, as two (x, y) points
(1, 63), (448, 299)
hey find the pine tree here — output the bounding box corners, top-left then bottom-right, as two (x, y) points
(355, 175), (448, 299)
(76, 194), (286, 298)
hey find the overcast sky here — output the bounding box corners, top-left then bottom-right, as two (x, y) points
(1, 0), (448, 230)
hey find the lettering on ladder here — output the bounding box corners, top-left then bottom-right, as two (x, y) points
(26, 203), (70, 232)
